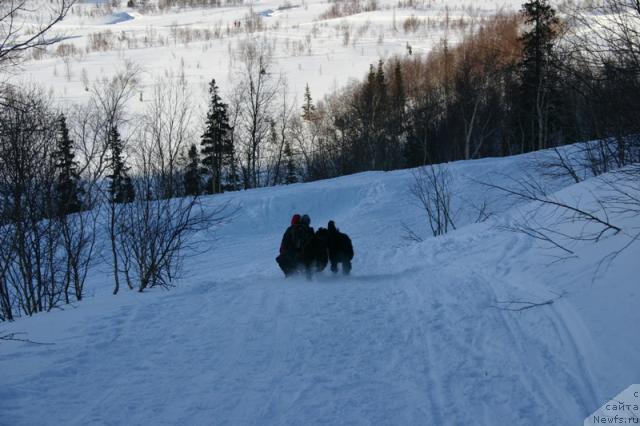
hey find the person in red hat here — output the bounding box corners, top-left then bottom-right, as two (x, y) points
(276, 213), (314, 277)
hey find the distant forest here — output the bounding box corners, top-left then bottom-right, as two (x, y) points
(299, 1), (640, 179)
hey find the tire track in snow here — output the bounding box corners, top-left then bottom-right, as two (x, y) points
(459, 229), (600, 423)
(396, 276), (447, 424)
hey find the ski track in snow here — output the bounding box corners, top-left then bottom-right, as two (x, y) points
(1, 150), (638, 425)
(0, 262), (594, 424)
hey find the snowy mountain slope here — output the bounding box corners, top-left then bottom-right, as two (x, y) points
(0, 149), (638, 425)
(14, 0), (532, 112)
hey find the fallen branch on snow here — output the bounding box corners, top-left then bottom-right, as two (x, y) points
(0, 332), (55, 345)
(492, 299), (555, 312)
(492, 292), (565, 312)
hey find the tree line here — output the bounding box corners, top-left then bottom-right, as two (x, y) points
(173, 0), (638, 187)
(0, 69), (231, 321)
(298, 0), (639, 179)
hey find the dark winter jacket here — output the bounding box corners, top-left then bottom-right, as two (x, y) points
(327, 221), (354, 262)
(302, 228), (329, 272)
(280, 223), (314, 259)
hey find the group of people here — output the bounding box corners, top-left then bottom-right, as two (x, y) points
(276, 214), (354, 279)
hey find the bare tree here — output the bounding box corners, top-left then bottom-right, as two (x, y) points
(88, 63), (139, 296)
(142, 73), (194, 199)
(234, 38), (280, 188)
(0, 0), (75, 72)
(58, 197), (100, 303)
(115, 128), (234, 292)
(410, 165), (457, 237)
(537, 147), (584, 184)
(564, 1), (640, 76)
(117, 191), (228, 292)
(0, 218), (16, 321)
(226, 84), (243, 191)
(267, 81), (295, 186)
(561, 1), (640, 166)
(535, 140), (630, 186)
(0, 86), (63, 317)
(0, 85), (110, 320)
(78, 61), (140, 184)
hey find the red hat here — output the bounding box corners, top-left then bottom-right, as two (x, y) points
(291, 214), (301, 225)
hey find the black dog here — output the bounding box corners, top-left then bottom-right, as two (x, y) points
(302, 228), (329, 276)
(327, 221), (354, 275)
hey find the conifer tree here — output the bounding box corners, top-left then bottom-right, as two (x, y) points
(107, 126), (135, 204)
(53, 114), (83, 216)
(183, 144), (201, 196)
(353, 64), (377, 170)
(283, 140), (297, 184)
(201, 79), (233, 194)
(225, 142), (241, 192)
(375, 60), (387, 109)
(373, 60), (390, 169)
(389, 62), (405, 125)
(386, 61), (406, 169)
(302, 83), (316, 121)
(517, 0), (560, 151)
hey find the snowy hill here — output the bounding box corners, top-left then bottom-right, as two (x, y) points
(16, 0), (531, 111)
(1, 148), (638, 425)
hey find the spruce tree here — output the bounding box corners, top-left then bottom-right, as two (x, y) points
(107, 126), (135, 204)
(518, 0), (560, 151)
(225, 143), (240, 192)
(302, 83), (316, 121)
(389, 62), (405, 124)
(387, 61), (406, 169)
(284, 140), (297, 184)
(404, 102), (432, 168)
(374, 60), (390, 169)
(53, 114), (83, 216)
(375, 60), (387, 107)
(520, 0), (558, 85)
(354, 65), (377, 170)
(183, 144), (201, 196)
(201, 79), (232, 194)
(361, 64), (377, 119)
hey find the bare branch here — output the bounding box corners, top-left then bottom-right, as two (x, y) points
(0, 0), (76, 71)
(480, 176), (622, 235)
(410, 164), (457, 237)
(492, 298), (556, 312)
(0, 331), (55, 345)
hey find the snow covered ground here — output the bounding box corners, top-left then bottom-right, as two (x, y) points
(1, 147), (638, 425)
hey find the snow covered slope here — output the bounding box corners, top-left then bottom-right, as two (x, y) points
(1, 149), (638, 425)
(15, 0), (531, 111)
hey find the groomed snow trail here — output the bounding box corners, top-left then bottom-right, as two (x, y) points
(1, 152), (637, 425)
(0, 259), (595, 424)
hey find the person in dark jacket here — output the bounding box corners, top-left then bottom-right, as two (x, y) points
(276, 214), (314, 277)
(302, 227), (329, 274)
(276, 214), (301, 276)
(300, 214), (313, 232)
(279, 214), (300, 255)
(297, 214), (315, 278)
(327, 220), (354, 275)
